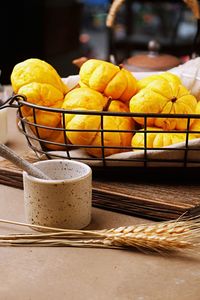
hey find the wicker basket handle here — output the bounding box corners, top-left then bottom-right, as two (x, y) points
(106, 0), (200, 28)
(183, 0), (200, 18)
(106, 0), (125, 28)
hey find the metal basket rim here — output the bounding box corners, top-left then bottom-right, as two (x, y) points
(16, 97), (200, 119)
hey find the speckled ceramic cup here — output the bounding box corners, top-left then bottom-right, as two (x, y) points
(23, 159), (92, 230)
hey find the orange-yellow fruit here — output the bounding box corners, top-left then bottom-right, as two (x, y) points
(42, 123), (68, 151)
(137, 72), (181, 90)
(130, 77), (197, 130)
(79, 59), (137, 102)
(18, 82), (64, 111)
(11, 58), (68, 94)
(189, 101), (200, 138)
(62, 87), (134, 157)
(131, 127), (196, 150)
(18, 83), (64, 139)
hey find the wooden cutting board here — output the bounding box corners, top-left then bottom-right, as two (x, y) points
(0, 153), (200, 221)
(92, 168), (200, 220)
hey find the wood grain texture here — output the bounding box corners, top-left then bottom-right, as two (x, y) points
(92, 168), (200, 220)
(1, 155), (200, 220)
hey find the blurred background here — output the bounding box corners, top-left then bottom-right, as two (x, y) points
(0, 0), (199, 84)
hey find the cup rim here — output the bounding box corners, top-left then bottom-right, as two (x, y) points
(23, 159), (92, 184)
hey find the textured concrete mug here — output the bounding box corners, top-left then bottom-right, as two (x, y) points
(23, 159), (92, 230)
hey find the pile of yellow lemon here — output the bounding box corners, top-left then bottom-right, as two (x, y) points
(10, 58), (200, 157)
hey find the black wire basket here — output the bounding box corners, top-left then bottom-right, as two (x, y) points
(2, 94), (200, 168)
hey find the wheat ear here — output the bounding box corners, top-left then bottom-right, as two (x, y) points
(0, 217), (200, 254)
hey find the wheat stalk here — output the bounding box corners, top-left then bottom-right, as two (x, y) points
(0, 217), (199, 254)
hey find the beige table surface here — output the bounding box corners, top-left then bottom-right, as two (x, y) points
(0, 108), (200, 300)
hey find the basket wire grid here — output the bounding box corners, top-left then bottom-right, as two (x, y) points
(2, 95), (200, 168)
